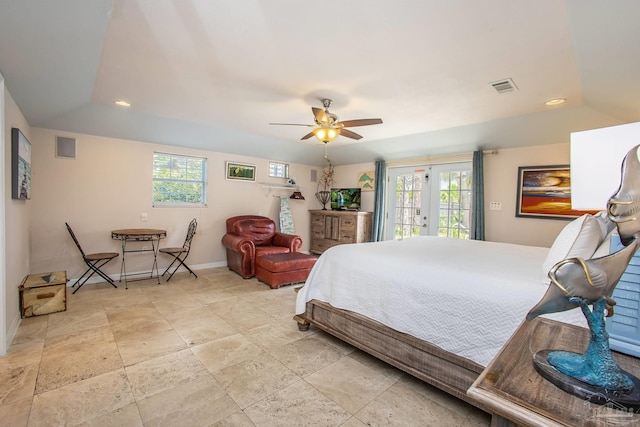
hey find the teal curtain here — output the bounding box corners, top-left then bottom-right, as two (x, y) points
(471, 150), (485, 240)
(372, 160), (386, 241)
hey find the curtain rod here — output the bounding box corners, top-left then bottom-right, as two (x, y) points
(386, 149), (498, 168)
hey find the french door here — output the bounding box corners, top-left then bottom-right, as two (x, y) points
(386, 167), (429, 240)
(386, 163), (472, 240)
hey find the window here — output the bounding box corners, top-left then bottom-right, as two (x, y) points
(435, 166), (472, 239)
(153, 152), (207, 207)
(269, 161), (289, 178)
(391, 171), (423, 239)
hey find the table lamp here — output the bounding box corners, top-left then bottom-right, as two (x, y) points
(571, 121), (640, 210)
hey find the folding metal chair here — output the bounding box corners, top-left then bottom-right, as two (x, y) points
(160, 218), (198, 281)
(65, 223), (119, 294)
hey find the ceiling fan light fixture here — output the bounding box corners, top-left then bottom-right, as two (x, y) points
(314, 127), (339, 143)
(270, 99), (379, 143)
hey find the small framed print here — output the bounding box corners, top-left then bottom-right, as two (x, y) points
(226, 161), (256, 182)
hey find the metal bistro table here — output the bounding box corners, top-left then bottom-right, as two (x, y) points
(111, 228), (167, 288)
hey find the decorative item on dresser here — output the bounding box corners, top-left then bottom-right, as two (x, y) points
(309, 209), (372, 255)
(315, 156), (334, 210)
(315, 190), (331, 210)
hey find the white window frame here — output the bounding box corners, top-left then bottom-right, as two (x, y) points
(269, 161), (289, 178)
(152, 152), (208, 207)
(428, 162), (472, 239)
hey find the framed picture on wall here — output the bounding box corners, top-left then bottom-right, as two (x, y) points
(515, 165), (599, 220)
(226, 161), (256, 182)
(11, 127), (31, 200)
(357, 171), (375, 191)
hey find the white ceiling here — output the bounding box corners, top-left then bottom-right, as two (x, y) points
(1, 0), (639, 166)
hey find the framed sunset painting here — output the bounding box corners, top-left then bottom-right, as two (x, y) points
(515, 165), (599, 220)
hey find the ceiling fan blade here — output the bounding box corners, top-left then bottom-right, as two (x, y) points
(301, 132), (315, 140)
(339, 118), (383, 128)
(269, 122), (313, 127)
(340, 129), (363, 140)
(312, 107), (328, 124)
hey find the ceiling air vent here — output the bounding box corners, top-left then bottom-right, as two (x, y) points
(490, 78), (518, 94)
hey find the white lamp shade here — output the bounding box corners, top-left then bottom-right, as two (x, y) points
(571, 122), (640, 210)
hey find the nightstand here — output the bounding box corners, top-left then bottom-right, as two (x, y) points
(468, 318), (640, 426)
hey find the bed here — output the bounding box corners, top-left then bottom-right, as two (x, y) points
(294, 229), (604, 410)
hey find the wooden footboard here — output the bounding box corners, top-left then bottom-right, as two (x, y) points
(295, 300), (487, 411)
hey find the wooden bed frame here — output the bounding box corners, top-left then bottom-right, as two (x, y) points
(295, 299), (487, 412)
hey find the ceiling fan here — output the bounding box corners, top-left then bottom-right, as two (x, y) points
(269, 99), (383, 143)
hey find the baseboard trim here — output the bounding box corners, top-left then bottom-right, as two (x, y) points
(66, 261), (228, 286)
(6, 312), (21, 352)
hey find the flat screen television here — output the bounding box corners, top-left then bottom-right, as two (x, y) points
(331, 188), (361, 210)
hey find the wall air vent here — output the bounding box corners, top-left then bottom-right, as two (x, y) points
(490, 78), (518, 94)
(56, 136), (76, 158)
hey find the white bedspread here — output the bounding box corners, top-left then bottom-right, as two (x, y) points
(296, 237), (587, 366)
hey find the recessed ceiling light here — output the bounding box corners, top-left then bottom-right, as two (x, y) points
(114, 100), (131, 107)
(545, 98), (566, 106)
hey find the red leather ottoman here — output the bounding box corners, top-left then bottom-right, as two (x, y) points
(255, 252), (318, 289)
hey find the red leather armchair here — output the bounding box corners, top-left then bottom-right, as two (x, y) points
(221, 215), (303, 279)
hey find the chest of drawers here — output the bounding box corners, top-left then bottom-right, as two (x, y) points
(309, 210), (372, 255)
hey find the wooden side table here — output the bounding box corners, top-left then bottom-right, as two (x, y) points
(468, 318), (640, 426)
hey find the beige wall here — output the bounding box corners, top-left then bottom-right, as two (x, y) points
(324, 151), (571, 248)
(484, 143), (571, 247)
(332, 162), (376, 213)
(4, 87), (31, 348)
(29, 129), (339, 281)
(333, 149), (571, 248)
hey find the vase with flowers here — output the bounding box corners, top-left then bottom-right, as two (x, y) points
(315, 157), (334, 210)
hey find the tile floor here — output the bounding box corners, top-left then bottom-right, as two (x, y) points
(1, 267), (490, 426)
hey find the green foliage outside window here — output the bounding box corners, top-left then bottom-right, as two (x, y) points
(393, 174), (422, 239)
(153, 153), (207, 206)
(438, 171), (471, 239)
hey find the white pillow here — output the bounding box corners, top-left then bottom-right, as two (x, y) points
(542, 214), (602, 285)
(592, 230), (616, 259)
(594, 211), (615, 240)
